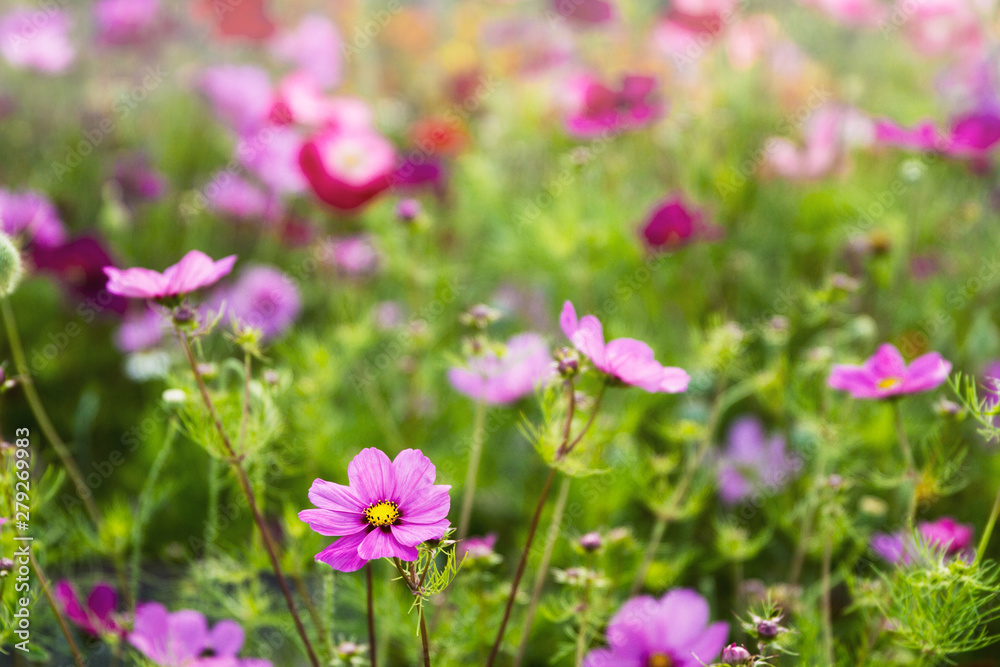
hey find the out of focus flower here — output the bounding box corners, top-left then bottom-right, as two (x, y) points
(299, 447), (452, 572)
(583, 589), (728, 667)
(299, 128), (397, 211)
(560, 301), (689, 393)
(31, 235), (127, 314)
(93, 0), (160, 46)
(396, 198), (422, 222)
(115, 306), (164, 353)
(458, 533), (499, 561)
(410, 117), (469, 156)
(198, 65), (274, 134)
(798, 0), (887, 26)
(104, 250), (237, 301)
(551, 0), (617, 24)
(113, 153), (167, 205)
(448, 333), (552, 404)
(270, 14), (341, 88)
(205, 173), (277, 222)
(875, 111), (1000, 161)
(193, 0), (275, 41)
(54, 581), (122, 636)
(269, 73), (374, 130)
(207, 265), (301, 340)
(562, 73), (663, 137)
(828, 343), (951, 399)
(480, 18), (575, 76)
(0, 8), (75, 74)
(641, 194), (723, 249)
(321, 235), (380, 276)
(391, 156), (448, 197)
(767, 105), (873, 180)
(238, 125), (307, 195)
(579, 531), (603, 552)
(0, 189), (67, 248)
(871, 516), (974, 565)
(725, 15), (778, 70)
(899, 0), (983, 57)
(716, 416), (801, 505)
(129, 602), (271, 666)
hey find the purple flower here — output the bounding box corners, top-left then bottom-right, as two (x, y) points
(30, 235), (128, 314)
(237, 125), (307, 195)
(583, 588), (728, 667)
(448, 333), (553, 404)
(321, 235), (380, 276)
(563, 73), (663, 138)
(875, 111), (1000, 161)
(457, 533), (498, 560)
(0, 189), (67, 248)
(871, 517), (974, 565)
(551, 0), (618, 24)
(269, 15), (341, 88)
(128, 602), (271, 666)
(0, 8), (75, 73)
(104, 250), (237, 301)
(93, 0), (160, 46)
(560, 301), (689, 393)
(115, 306), (164, 352)
(198, 65), (274, 134)
(113, 152), (167, 205)
(54, 581), (122, 636)
(299, 448), (452, 572)
(828, 343), (952, 399)
(205, 173), (277, 222)
(206, 265), (301, 340)
(716, 416), (801, 505)
(641, 194), (723, 249)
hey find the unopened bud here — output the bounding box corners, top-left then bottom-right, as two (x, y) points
(0, 233), (23, 297)
(721, 643), (753, 665)
(579, 531), (602, 552)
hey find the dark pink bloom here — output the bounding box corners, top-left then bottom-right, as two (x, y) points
(205, 173), (277, 221)
(31, 235), (127, 314)
(919, 517), (973, 554)
(560, 301), (689, 393)
(54, 581), (122, 636)
(551, 0), (618, 25)
(641, 194), (723, 249)
(584, 589), (728, 667)
(828, 343), (951, 399)
(563, 74), (663, 138)
(872, 517), (974, 565)
(128, 602), (271, 666)
(270, 15), (341, 88)
(0, 189), (67, 248)
(93, 0), (161, 46)
(0, 8), (75, 74)
(716, 416), (801, 505)
(113, 153), (167, 205)
(448, 333), (553, 404)
(238, 125), (307, 195)
(798, 0), (887, 26)
(299, 448), (451, 572)
(875, 112), (1000, 160)
(458, 533), (498, 560)
(321, 235), (380, 276)
(299, 128), (397, 211)
(104, 250), (237, 301)
(205, 265), (301, 340)
(198, 65), (274, 134)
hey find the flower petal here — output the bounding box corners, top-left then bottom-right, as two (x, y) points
(357, 527), (419, 561)
(315, 530), (370, 572)
(401, 484), (451, 525)
(391, 448), (437, 506)
(298, 508), (366, 536)
(348, 447), (396, 504)
(209, 620), (245, 657)
(391, 519), (450, 547)
(681, 621), (729, 667)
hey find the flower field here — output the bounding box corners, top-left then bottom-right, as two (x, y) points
(3, 0), (1000, 665)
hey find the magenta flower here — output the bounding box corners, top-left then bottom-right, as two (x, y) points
(458, 533), (498, 560)
(828, 343), (951, 399)
(198, 65), (274, 134)
(551, 0), (618, 25)
(583, 588), (728, 667)
(448, 333), (553, 404)
(115, 306), (164, 353)
(93, 0), (160, 46)
(875, 111), (1000, 161)
(128, 602), (271, 666)
(320, 235), (380, 276)
(237, 125), (307, 195)
(205, 265), (301, 340)
(269, 15), (341, 88)
(560, 301), (689, 393)
(0, 189), (68, 248)
(31, 235), (128, 314)
(104, 250), (237, 301)
(113, 153), (167, 205)
(641, 194), (723, 249)
(871, 516), (974, 565)
(716, 416), (801, 505)
(299, 128), (397, 211)
(204, 173), (277, 222)
(563, 73), (663, 138)
(299, 448), (451, 572)
(0, 8), (75, 74)
(54, 581), (122, 636)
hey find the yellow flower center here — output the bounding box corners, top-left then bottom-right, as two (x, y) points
(364, 500), (400, 527)
(878, 377), (901, 390)
(648, 655), (672, 667)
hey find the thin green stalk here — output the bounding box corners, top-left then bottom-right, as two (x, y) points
(237, 351), (252, 452)
(892, 401), (918, 527)
(457, 400), (487, 541)
(367, 563), (377, 667)
(176, 328), (320, 667)
(514, 475), (572, 667)
(977, 483), (1000, 564)
(419, 606), (432, 667)
(574, 576), (592, 667)
(31, 550), (85, 667)
(821, 536), (834, 666)
(130, 418), (179, 609)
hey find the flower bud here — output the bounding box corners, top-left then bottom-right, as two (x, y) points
(396, 198), (421, 222)
(0, 557), (13, 576)
(459, 304), (502, 329)
(172, 305), (195, 325)
(721, 643), (753, 665)
(554, 347), (580, 378)
(579, 531), (602, 552)
(0, 232), (23, 297)
(757, 619), (781, 639)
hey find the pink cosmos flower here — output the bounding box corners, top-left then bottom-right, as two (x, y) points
(299, 128), (397, 211)
(238, 125), (307, 195)
(198, 65), (274, 134)
(448, 333), (553, 404)
(875, 112), (1000, 160)
(900, 0), (982, 57)
(562, 73), (663, 138)
(270, 14), (341, 88)
(104, 250), (237, 301)
(299, 448), (452, 572)
(31, 235), (127, 314)
(560, 301), (689, 393)
(115, 306), (164, 353)
(458, 533), (498, 560)
(321, 235), (380, 276)
(798, 0), (887, 26)
(113, 152), (167, 205)
(205, 173), (277, 221)
(767, 105), (873, 181)
(269, 72), (374, 131)
(0, 189), (68, 248)
(871, 516), (974, 565)
(828, 343), (952, 399)
(54, 581), (122, 636)
(551, 0), (618, 25)
(641, 194), (723, 249)
(93, 0), (160, 46)
(716, 416), (801, 505)
(0, 8), (75, 73)
(583, 588), (728, 667)
(205, 265), (301, 340)
(128, 602), (271, 666)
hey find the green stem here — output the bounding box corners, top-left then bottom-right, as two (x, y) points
(31, 550), (85, 667)
(419, 605), (432, 667)
(821, 534), (834, 666)
(976, 483), (1000, 564)
(574, 577), (592, 667)
(367, 563), (377, 667)
(457, 400), (487, 541)
(892, 400), (918, 527)
(237, 351), (251, 452)
(130, 418), (178, 610)
(513, 475), (572, 667)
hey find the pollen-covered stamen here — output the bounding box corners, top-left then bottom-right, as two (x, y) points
(878, 377), (901, 390)
(364, 500), (401, 527)
(647, 654), (672, 667)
